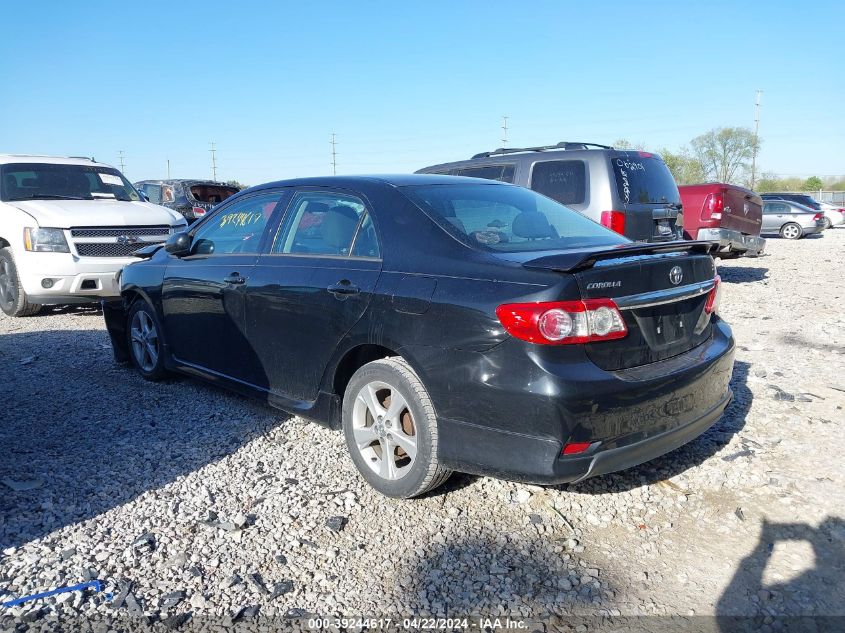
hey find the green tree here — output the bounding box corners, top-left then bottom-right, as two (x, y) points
(226, 180), (248, 190)
(659, 147), (707, 185)
(613, 138), (645, 150)
(802, 176), (823, 191)
(691, 127), (760, 185)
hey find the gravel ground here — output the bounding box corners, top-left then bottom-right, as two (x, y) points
(1, 229), (844, 630)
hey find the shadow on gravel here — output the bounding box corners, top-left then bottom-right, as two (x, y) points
(717, 517), (845, 627)
(781, 333), (845, 356)
(717, 266), (769, 284)
(406, 537), (615, 617)
(0, 329), (290, 551)
(565, 360), (753, 494)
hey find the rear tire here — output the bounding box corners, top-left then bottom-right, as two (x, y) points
(821, 217), (832, 230)
(0, 248), (41, 317)
(780, 223), (802, 240)
(126, 299), (168, 381)
(342, 357), (452, 498)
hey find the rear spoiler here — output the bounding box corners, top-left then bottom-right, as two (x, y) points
(132, 243), (166, 259)
(522, 241), (719, 273)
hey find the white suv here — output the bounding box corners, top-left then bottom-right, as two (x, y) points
(0, 155), (187, 316)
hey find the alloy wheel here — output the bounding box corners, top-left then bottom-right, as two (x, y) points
(130, 310), (159, 372)
(351, 380), (417, 480)
(0, 258), (16, 310)
(782, 224), (801, 239)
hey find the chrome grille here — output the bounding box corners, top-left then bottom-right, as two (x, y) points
(71, 226), (171, 237)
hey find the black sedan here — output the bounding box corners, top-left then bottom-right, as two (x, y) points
(103, 175), (735, 498)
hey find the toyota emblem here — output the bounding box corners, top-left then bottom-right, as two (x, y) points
(669, 266), (683, 285)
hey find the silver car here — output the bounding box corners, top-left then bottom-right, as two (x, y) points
(761, 200), (825, 239)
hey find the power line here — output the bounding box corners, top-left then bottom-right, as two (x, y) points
(750, 89), (763, 189)
(331, 133), (338, 175)
(117, 150), (126, 173)
(209, 141), (218, 181)
(501, 116), (509, 148)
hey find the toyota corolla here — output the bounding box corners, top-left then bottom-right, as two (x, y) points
(103, 175), (735, 498)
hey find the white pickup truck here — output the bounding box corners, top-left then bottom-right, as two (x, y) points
(0, 155), (187, 316)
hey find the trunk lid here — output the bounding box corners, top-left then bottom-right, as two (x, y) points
(522, 242), (718, 370)
(609, 152), (682, 242)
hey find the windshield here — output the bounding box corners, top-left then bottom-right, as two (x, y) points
(403, 183), (628, 253)
(610, 154), (680, 205)
(0, 163), (141, 202)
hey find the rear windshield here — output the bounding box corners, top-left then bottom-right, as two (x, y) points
(189, 184), (239, 204)
(0, 163), (140, 202)
(450, 164), (516, 183)
(610, 154), (680, 205)
(403, 183), (627, 253)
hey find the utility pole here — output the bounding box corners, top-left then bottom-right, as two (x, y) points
(750, 89), (762, 189)
(330, 133), (337, 175)
(118, 150), (126, 173)
(166, 159), (171, 179)
(501, 116), (509, 148)
(209, 141), (218, 181)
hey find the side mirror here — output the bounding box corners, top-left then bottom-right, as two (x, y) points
(164, 232), (191, 256)
(138, 191), (150, 202)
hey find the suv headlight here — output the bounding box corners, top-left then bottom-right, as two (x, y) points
(23, 227), (70, 253)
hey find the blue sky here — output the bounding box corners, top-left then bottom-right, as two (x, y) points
(1, 0), (842, 185)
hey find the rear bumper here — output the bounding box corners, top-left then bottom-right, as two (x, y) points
(698, 227), (765, 256)
(427, 320), (735, 484)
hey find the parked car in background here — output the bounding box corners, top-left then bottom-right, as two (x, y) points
(0, 155), (187, 316)
(818, 201), (845, 229)
(761, 200), (825, 239)
(679, 183), (765, 257)
(104, 175), (734, 498)
(417, 142), (683, 243)
(134, 179), (240, 223)
(761, 193), (822, 211)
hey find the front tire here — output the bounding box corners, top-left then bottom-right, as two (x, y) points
(342, 357), (452, 498)
(126, 299), (168, 381)
(780, 223), (802, 240)
(0, 247), (41, 317)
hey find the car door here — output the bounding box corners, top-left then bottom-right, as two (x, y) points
(762, 202), (787, 232)
(161, 189), (288, 386)
(245, 188), (382, 401)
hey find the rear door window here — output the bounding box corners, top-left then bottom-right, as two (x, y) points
(611, 155), (680, 205)
(529, 160), (586, 205)
(453, 164), (516, 183)
(273, 191), (371, 256)
(143, 184), (162, 204)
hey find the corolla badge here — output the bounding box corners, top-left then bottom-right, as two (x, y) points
(669, 266), (683, 285)
(117, 235), (141, 245)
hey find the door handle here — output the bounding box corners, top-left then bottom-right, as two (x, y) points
(224, 273), (246, 285)
(327, 280), (360, 297)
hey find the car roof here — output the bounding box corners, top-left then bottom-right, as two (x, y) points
(0, 154), (114, 168)
(248, 174), (509, 190)
(134, 179), (236, 186)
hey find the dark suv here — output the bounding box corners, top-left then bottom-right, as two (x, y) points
(761, 193), (822, 211)
(417, 142), (682, 243)
(134, 179), (240, 223)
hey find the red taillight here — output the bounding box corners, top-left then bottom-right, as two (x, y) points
(704, 275), (721, 315)
(600, 210), (626, 234)
(702, 193), (724, 221)
(496, 299), (628, 345)
(192, 206), (207, 217)
(562, 442), (591, 455)
(813, 213), (823, 221)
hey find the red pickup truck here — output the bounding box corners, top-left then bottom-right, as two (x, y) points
(679, 183), (765, 257)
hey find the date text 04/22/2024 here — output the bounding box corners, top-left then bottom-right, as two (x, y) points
(306, 617), (529, 630)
